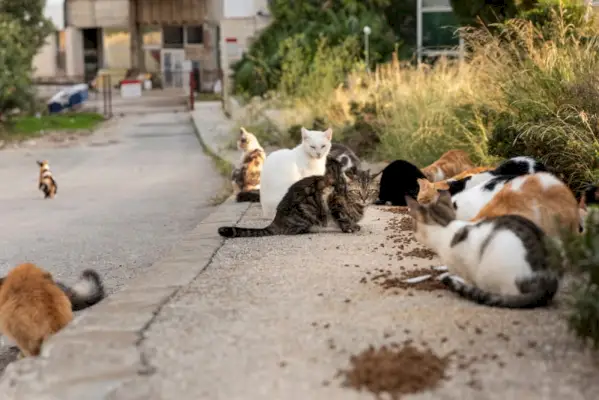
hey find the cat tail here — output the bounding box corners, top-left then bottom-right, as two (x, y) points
(218, 224), (277, 238)
(236, 190), (260, 202)
(441, 271), (559, 309)
(56, 269), (106, 311)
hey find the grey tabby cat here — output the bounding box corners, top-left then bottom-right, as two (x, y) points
(218, 158), (381, 238)
(329, 143), (361, 171)
(405, 191), (560, 309)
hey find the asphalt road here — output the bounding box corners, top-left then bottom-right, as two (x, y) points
(0, 111), (224, 372)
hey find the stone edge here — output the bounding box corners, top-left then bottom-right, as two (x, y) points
(0, 110), (252, 400)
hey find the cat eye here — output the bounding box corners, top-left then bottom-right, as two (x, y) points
(311, 146), (316, 149)
(320, 145), (325, 149)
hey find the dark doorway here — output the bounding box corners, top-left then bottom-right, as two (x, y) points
(82, 28), (102, 84)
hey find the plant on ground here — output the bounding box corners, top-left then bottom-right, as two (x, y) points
(0, 0), (54, 125)
(548, 207), (599, 348)
(231, 0), (398, 98)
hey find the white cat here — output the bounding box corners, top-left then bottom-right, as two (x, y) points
(405, 191), (559, 309)
(259, 127), (333, 219)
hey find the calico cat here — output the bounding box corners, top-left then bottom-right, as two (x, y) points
(231, 127), (266, 203)
(0, 264), (105, 357)
(405, 192), (559, 309)
(37, 160), (57, 199)
(449, 156), (547, 197)
(375, 160), (427, 206)
(454, 172), (580, 237)
(417, 166), (495, 204)
(421, 150), (476, 182)
(329, 143), (361, 171)
(218, 158), (381, 238)
(259, 127), (333, 219)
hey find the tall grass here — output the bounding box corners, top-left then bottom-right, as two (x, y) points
(238, 3), (599, 188)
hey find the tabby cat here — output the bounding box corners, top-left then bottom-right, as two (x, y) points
(231, 127), (266, 203)
(405, 192), (560, 309)
(421, 150), (476, 182)
(218, 158), (381, 238)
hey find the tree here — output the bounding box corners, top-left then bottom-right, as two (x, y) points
(0, 0), (53, 117)
(0, 17), (35, 117)
(0, 0), (55, 57)
(449, 0), (538, 27)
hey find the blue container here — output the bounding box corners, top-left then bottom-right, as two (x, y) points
(47, 84), (89, 114)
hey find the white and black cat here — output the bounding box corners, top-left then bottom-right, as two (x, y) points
(444, 156), (547, 197)
(329, 143), (361, 171)
(405, 191), (560, 309)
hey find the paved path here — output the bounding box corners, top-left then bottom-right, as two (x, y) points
(1, 103), (597, 399)
(0, 111), (223, 372)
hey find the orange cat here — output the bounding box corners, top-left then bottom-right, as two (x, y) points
(420, 150), (476, 182)
(37, 160), (57, 199)
(0, 263), (105, 357)
(417, 166), (495, 204)
(470, 173), (580, 237)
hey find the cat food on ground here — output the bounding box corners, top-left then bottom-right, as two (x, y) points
(370, 267), (448, 292)
(338, 342), (450, 399)
(381, 206), (409, 215)
(404, 247), (437, 260)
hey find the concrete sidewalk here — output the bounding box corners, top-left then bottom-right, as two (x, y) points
(0, 103), (597, 399)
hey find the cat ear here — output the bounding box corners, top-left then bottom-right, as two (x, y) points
(405, 195), (421, 212)
(36, 160), (43, 166)
(301, 127), (309, 140)
(371, 169), (382, 183)
(323, 127), (333, 141)
(417, 178), (431, 191)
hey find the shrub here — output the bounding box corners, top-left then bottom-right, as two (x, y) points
(549, 206), (599, 348)
(231, 1), (398, 98)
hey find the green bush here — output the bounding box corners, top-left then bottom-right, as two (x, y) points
(549, 206), (599, 348)
(231, 1), (399, 98)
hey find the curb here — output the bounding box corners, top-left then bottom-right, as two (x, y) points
(0, 115), (252, 400)
(188, 112), (235, 178)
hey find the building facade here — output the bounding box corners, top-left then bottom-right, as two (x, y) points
(33, 0), (222, 90)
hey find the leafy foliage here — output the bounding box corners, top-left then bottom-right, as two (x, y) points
(548, 206), (599, 348)
(450, 0), (538, 27)
(0, 17), (35, 116)
(0, 0), (54, 118)
(232, 0), (399, 98)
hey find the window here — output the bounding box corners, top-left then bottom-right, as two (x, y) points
(163, 26), (184, 48)
(185, 26), (203, 44)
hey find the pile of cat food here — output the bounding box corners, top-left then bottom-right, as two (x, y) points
(380, 206), (410, 215)
(337, 341), (451, 398)
(366, 266), (449, 292)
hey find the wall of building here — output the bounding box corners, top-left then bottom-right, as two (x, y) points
(219, 0), (272, 105)
(32, 34), (58, 78)
(65, 27), (84, 77)
(67, 0), (129, 28)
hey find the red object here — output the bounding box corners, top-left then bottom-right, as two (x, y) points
(120, 79), (142, 85)
(189, 71), (195, 111)
(225, 37), (237, 42)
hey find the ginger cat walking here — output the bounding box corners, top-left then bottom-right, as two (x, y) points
(421, 150), (476, 182)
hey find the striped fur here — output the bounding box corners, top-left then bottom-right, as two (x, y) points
(37, 160), (57, 199)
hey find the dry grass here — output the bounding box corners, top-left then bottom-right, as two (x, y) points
(234, 5), (599, 189)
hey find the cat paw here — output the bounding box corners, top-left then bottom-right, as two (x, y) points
(341, 226), (357, 233)
(351, 224), (362, 231)
(432, 265), (449, 272)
